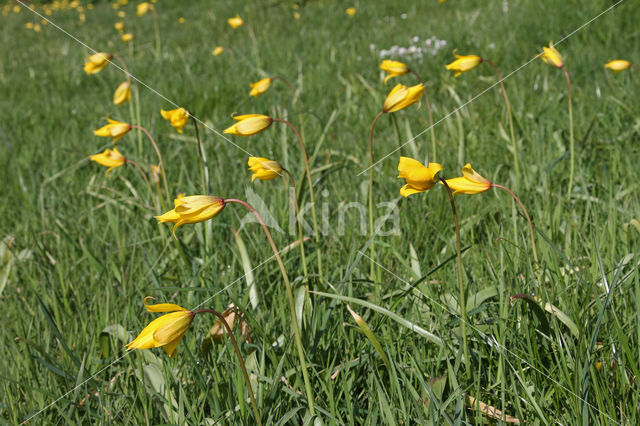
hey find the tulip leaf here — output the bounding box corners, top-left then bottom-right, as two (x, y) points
(233, 229), (259, 309)
(409, 242), (422, 279)
(346, 304), (391, 370)
(466, 286), (498, 312)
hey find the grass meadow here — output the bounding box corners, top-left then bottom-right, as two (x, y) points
(1, 0), (640, 424)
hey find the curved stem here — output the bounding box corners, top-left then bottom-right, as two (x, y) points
(193, 309), (261, 426)
(492, 184), (539, 265)
(410, 70), (437, 163)
(225, 199), (315, 417)
(272, 76), (295, 95)
(111, 53), (130, 80)
(368, 111), (384, 281)
(562, 66), (574, 196)
(484, 59), (519, 184)
(283, 168), (309, 280)
(131, 125), (169, 200)
(191, 117), (208, 193)
(272, 118), (323, 282)
(439, 177), (470, 380)
(126, 159), (156, 211)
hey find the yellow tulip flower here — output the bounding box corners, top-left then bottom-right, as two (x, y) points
(117, 10), (126, 18)
(223, 114), (273, 136)
(228, 14), (244, 28)
(397, 157), (443, 198)
(90, 148), (126, 174)
(383, 83), (424, 113)
(346, 7), (356, 16)
(445, 51), (483, 77)
(126, 297), (195, 357)
(151, 164), (161, 184)
(249, 78), (272, 98)
(156, 195), (226, 233)
(212, 46), (224, 56)
(540, 42), (564, 68)
(380, 59), (410, 83)
(604, 59), (631, 72)
(136, 2), (154, 16)
(444, 163), (492, 195)
(93, 117), (131, 143)
(114, 21), (124, 32)
(113, 81), (131, 105)
(160, 108), (190, 133)
(121, 33), (134, 42)
(83, 52), (112, 75)
(248, 157), (283, 182)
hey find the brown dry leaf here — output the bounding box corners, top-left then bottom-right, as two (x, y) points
(466, 395), (521, 424)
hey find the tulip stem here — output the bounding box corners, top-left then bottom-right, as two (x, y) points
(273, 76), (305, 140)
(272, 119), (323, 284)
(562, 66), (574, 196)
(282, 168), (309, 281)
(439, 177), (471, 380)
(191, 117), (209, 193)
(193, 308), (261, 426)
(126, 159), (156, 211)
(409, 70), (437, 163)
(132, 125), (169, 202)
(368, 111), (384, 282)
(225, 199), (315, 417)
(492, 184), (539, 265)
(484, 59), (519, 185)
(151, 9), (162, 61)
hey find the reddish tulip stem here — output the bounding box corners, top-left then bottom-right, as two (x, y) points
(272, 118), (323, 282)
(193, 308), (261, 425)
(225, 199), (315, 417)
(491, 184), (538, 265)
(483, 59), (519, 183)
(409, 69), (437, 163)
(131, 125), (169, 200)
(111, 53), (130, 80)
(368, 111), (384, 281)
(126, 159), (156, 211)
(439, 176), (470, 380)
(272, 76), (295, 95)
(282, 168), (309, 280)
(561, 66), (575, 196)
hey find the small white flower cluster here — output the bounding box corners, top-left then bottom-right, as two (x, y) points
(371, 36), (448, 63)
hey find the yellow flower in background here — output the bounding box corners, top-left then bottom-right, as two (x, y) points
(228, 14), (244, 28)
(178, 17), (185, 23)
(346, 7), (356, 16)
(90, 148), (126, 174)
(25, 22), (33, 29)
(156, 195), (226, 233)
(151, 164), (161, 184)
(380, 59), (410, 83)
(114, 21), (124, 32)
(383, 83), (424, 113)
(117, 10), (126, 18)
(445, 51), (482, 77)
(212, 46), (224, 56)
(126, 297), (195, 357)
(113, 81), (131, 105)
(136, 2), (154, 16)
(444, 163), (492, 195)
(248, 157), (283, 182)
(540, 42), (564, 68)
(121, 33), (134, 42)
(83, 52), (112, 74)
(293, 11), (300, 20)
(604, 60), (631, 72)
(94, 117), (131, 142)
(249, 78), (272, 98)
(160, 108), (189, 133)
(33, 24), (41, 32)
(223, 114), (273, 136)
(397, 157), (443, 197)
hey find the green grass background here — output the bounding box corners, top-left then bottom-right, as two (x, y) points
(1, 0), (639, 423)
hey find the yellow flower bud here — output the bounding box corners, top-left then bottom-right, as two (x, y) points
(160, 108), (189, 133)
(114, 21), (124, 32)
(445, 51), (483, 77)
(397, 157), (443, 198)
(249, 78), (272, 98)
(540, 42), (564, 68)
(346, 7), (356, 16)
(212, 46), (224, 56)
(383, 83), (424, 113)
(156, 195), (226, 234)
(380, 59), (410, 83)
(223, 114), (273, 136)
(90, 148), (126, 174)
(604, 59), (631, 73)
(121, 33), (134, 42)
(228, 14), (244, 28)
(83, 52), (112, 75)
(113, 81), (131, 105)
(93, 117), (131, 143)
(136, 2), (153, 17)
(248, 157), (283, 182)
(444, 163), (492, 195)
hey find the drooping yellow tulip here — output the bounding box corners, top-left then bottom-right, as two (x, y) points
(212, 46), (224, 56)
(346, 7), (356, 16)
(160, 108), (189, 133)
(114, 21), (124, 32)
(93, 117), (131, 142)
(444, 163), (492, 195)
(228, 14), (244, 28)
(83, 52), (112, 74)
(382, 83), (424, 113)
(136, 2), (153, 16)
(121, 33), (134, 42)
(249, 78), (272, 98)
(113, 81), (131, 105)
(223, 114), (273, 136)
(604, 59), (631, 72)
(380, 59), (410, 83)
(445, 51), (483, 77)
(156, 195), (226, 233)
(248, 157), (283, 182)
(397, 157), (443, 197)
(90, 148), (126, 174)
(126, 297), (194, 357)
(540, 42), (564, 68)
